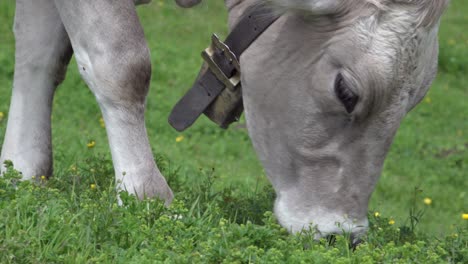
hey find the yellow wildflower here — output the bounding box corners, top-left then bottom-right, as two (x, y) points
(424, 97), (432, 104)
(389, 219), (395, 225)
(374, 212), (380, 217)
(40, 175), (46, 181)
(175, 135), (184, 143)
(0, 112), (4, 121)
(462, 214), (468, 220)
(423, 198), (432, 205)
(87, 140), (96, 148)
(31, 175), (36, 180)
(99, 117), (105, 128)
(90, 184), (96, 190)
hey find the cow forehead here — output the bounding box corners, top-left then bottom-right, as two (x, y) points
(327, 10), (439, 106)
(270, 0), (448, 27)
(375, 0), (449, 27)
(237, 7), (439, 120)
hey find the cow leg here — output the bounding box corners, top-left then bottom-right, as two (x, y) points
(0, 0), (72, 178)
(53, 0), (173, 203)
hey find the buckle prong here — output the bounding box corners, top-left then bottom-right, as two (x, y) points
(201, 34), (240, 92)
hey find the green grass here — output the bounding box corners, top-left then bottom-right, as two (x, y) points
(0, 0), (467, 262)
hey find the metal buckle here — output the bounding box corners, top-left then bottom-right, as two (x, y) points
(201, 34), (240, 92)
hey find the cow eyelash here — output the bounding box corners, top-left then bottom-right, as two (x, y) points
(334, 73), (359, 113)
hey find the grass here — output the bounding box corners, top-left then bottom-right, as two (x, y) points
(0, 0), (467, 262)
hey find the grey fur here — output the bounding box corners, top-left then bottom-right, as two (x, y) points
(227, 0), (449, 238)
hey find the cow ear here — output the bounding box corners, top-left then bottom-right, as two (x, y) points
(175, 0), (202, 8)
(269, 0), (342, 15)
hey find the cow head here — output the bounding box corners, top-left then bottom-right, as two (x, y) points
(226, 0), (449, 239)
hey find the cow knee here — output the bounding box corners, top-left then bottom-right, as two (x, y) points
(76, 42), (152, 107)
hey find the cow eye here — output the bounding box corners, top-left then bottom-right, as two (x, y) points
(334, 73), (358, 113)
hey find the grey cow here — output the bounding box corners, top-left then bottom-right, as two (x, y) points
(0, 0), (449, 240)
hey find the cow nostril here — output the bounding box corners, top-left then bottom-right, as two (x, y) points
(350, 235), (364, 250)
(325, 234), (337, 246)
(324, 234), (363, 249)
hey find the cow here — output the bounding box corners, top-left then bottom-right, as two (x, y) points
(0, 0), (449, 241)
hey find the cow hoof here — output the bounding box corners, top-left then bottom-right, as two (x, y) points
(119, 172), (174, 206)
(175, 0), (201, 8)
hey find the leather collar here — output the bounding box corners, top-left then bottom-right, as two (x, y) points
(168, 5), (280, 131)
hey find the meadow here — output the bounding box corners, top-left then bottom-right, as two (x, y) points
(0, 0), (466, 262)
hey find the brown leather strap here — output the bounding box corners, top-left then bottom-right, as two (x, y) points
(168, 5), (280, 131)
